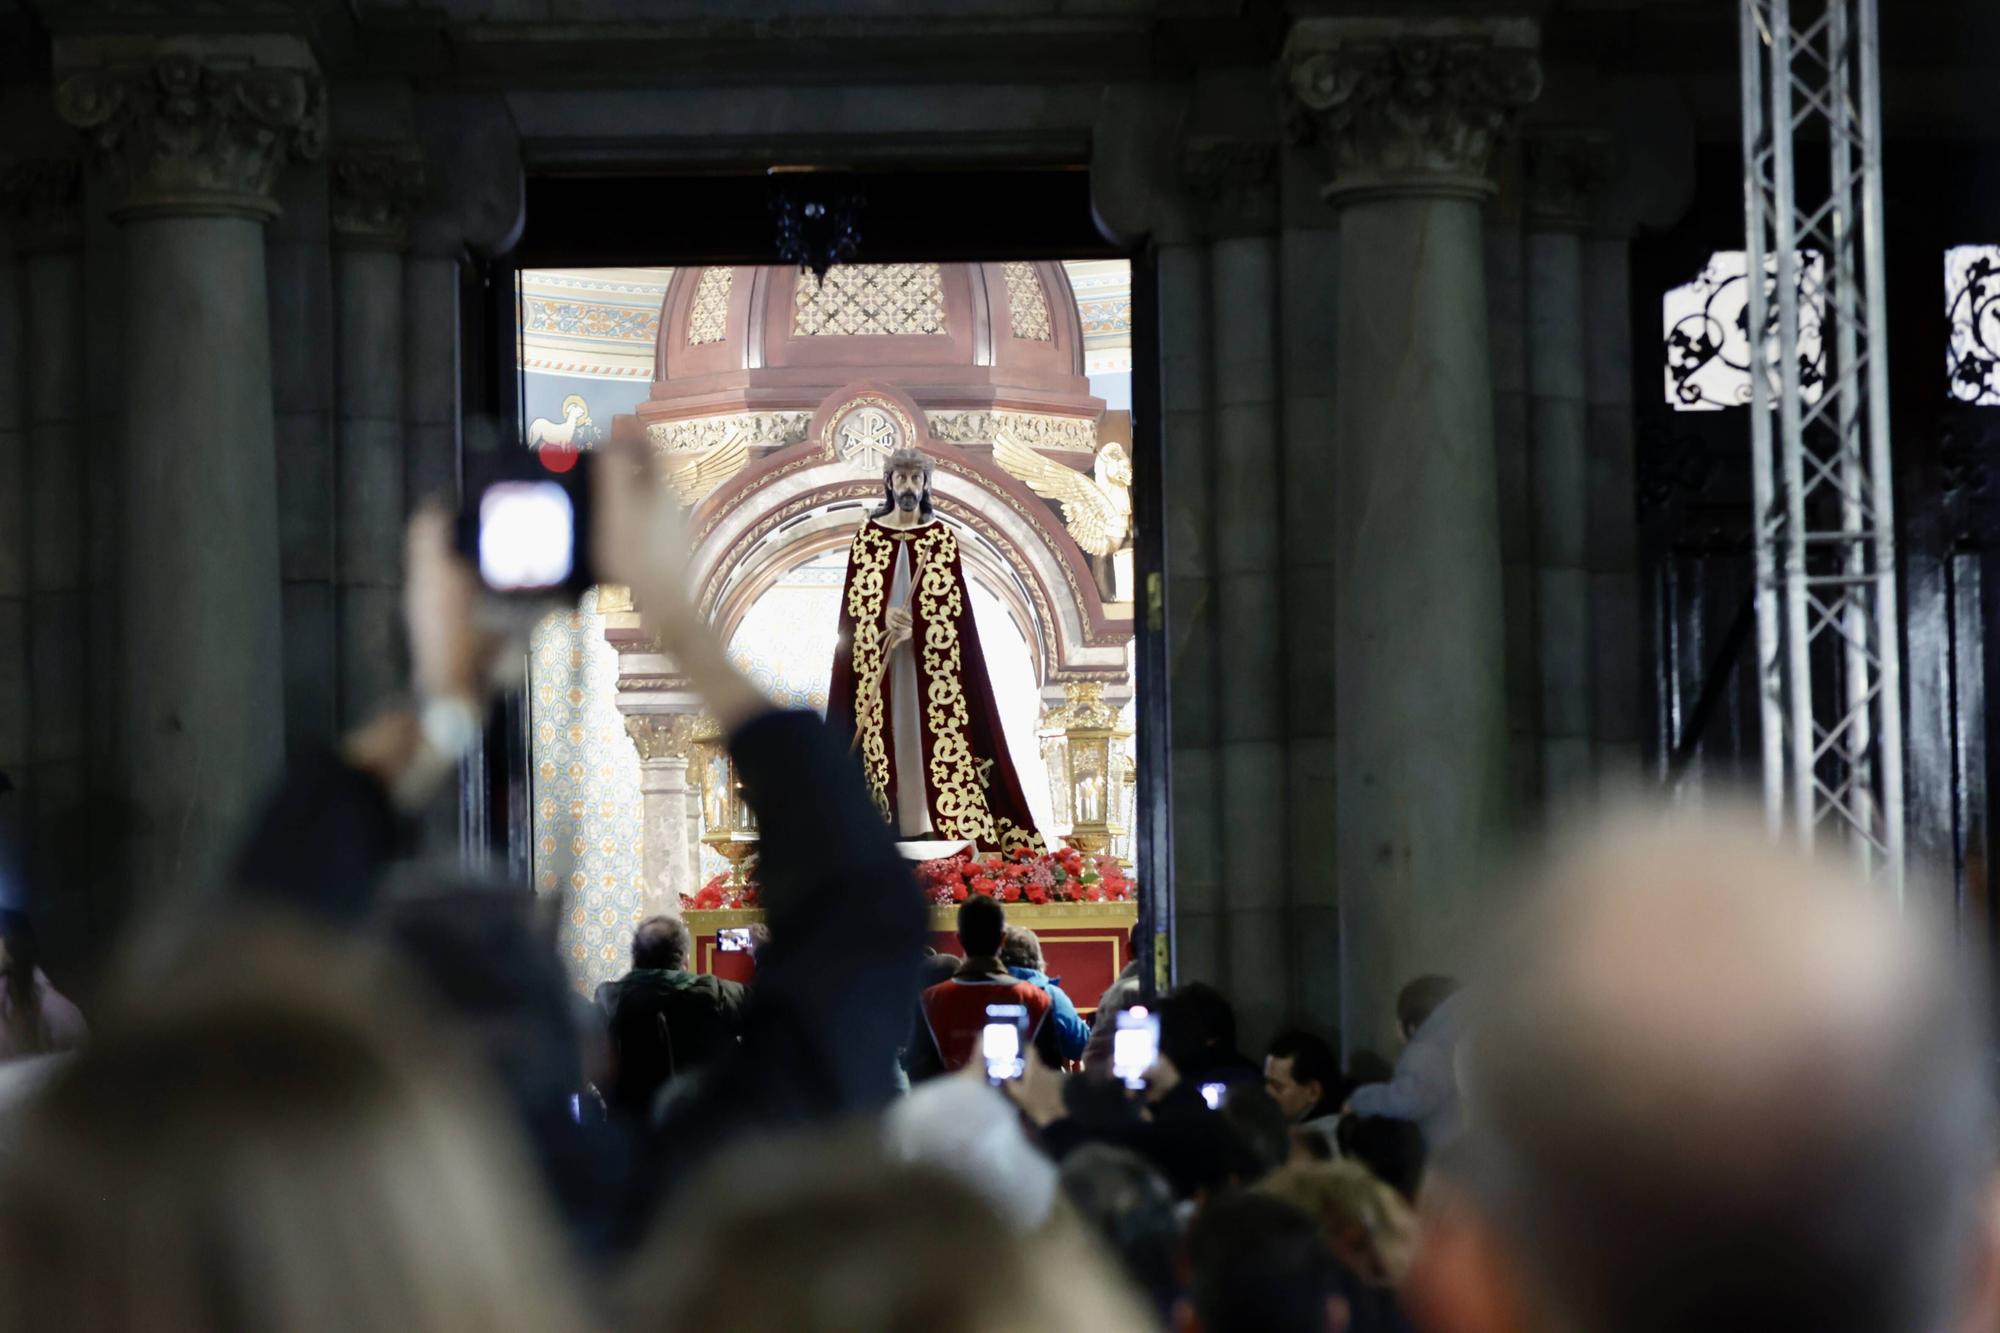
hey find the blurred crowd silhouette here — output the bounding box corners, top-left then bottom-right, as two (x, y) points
(0, 437), (1994, 1333)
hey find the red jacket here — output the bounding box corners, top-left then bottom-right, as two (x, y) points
(919, 973), (1052, 1072)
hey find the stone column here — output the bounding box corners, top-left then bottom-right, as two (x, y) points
(267, 158), (338, 754)
(404, 239), (461, 514)
(1285, 17), (1541, 1052)
(1485, 148), (1542, 800)
(1185, 136), (1291, 1045)
(1524, 131), (1611, 805)
(0, 193), (27, 822)
(331, 144), (424, 726)
(13, 161), (88, 906)
(1277, 144), (1344, 1031)
(57, 39), (324, 906)
(626, 713), (703, 915)
(1586, 231), (1643, 778)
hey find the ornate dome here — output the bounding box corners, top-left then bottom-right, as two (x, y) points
(627, 261), (1104, 473)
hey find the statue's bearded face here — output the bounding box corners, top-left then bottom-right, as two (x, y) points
(888, 466), (928, 512)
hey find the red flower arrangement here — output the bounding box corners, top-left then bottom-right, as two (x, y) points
(918, 847), (1134, 907)
(683, 872), (761, 911)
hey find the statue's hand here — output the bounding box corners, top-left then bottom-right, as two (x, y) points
(884, 605), (913, 650)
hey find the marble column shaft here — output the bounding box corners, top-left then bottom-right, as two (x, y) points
(1586, 236), (1642, 777)
(1210, 231), (1290, 1046)
(21, 235), (88, 896)
(1277, 146), (1343, 1033)
(268, 160), (338, 753)
(638, 758), (697, 915)
(1526, 222), (1593, 800)
(404, 250), (461, 513)
(1158, 239), (1224, 991)
(119, 214), (290, 902)
(334, 241), (407, 724)
(1486, 201), (1542, 799)
(0, 242), (24, 808)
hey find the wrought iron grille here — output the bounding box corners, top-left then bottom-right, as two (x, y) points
(1739, 0), (1904, 892)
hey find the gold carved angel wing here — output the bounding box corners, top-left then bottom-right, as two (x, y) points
(989, 436), (1132, 557)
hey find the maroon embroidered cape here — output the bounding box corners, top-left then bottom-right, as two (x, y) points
(826, 517), (1045, 853)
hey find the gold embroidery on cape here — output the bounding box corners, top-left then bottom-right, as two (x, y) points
(914, 523), (996, 845)
(845, 521), (895, 820)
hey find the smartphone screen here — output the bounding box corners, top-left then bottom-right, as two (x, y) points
(716, 927), (753, 953)
(1199, 1081), (1227, 1110)
(478, 481), (575, 592)
(1111, 1005), (1159, 1089)
(982, 1003), (1029, 1083)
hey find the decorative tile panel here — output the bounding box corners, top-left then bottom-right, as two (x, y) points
(1947, 245), (2000, 405)
(1003, 261), (1053, 340)
(686, 267), (733, 345)
(793, 262), (945, 336)
(529, 600), (646, 998)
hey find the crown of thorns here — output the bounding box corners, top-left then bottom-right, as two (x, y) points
(883, 447), (934, 482)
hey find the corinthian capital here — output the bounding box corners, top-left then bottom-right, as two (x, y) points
(1282, 17), (1542, 206)
(54, 37), (325, 222)
(332, 143), (427, 249)
(625, 713), (702, 763)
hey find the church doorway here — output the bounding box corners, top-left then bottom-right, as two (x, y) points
(484, 169), (1166, 1005)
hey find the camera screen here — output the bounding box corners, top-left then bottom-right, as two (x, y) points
(479, 481), (575, 592)
(1111, 1006), (1159, 1088)
(1199, 1081), (1226, 1111)
(981, 1021), (1024, 1081)
(716, 927), (753, 953)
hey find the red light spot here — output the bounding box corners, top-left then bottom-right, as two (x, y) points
(537, 443), (580, 474)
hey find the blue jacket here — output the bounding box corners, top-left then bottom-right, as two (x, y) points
(1007, 966), (1090, 1063)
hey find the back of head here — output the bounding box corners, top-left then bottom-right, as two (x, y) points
(1452, 811), (1996, 1333)
(0, 924), (583, 1333)
(1184, 1192), (1347, 1333)
(624, 1131), (1152, 1333)
(1394, 974), (1458, 1035)
(1157, 982), (1238, 1078)
(957, 893), (1006, 958)
(999, 924), (1043, 973)
(1219, 1083), (1292, 1181)
(631, 914), (693, 971)
(1258, 1160), (1416, 1288)
(1058, 1145), (1181, 1319)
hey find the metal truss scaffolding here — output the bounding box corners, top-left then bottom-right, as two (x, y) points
(1740, 0), (1903, 893)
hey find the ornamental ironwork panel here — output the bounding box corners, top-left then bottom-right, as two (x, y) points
(1663, 249), (1825, 412)
(1946, 245), (2000, 406)
(1002, 261), (1053, 341)
(687, 268), (733, 345)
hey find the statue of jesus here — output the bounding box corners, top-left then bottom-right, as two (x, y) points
(826, 448), (1045, 853)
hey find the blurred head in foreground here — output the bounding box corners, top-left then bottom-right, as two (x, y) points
(623, 1129), (1153, 1333)
(1406, 811), (2000, 1333)
(0, 923), (583, 1333)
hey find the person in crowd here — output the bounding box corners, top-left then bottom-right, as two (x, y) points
(1083, 922), (1148, 1074)
(594, 914), (746, 1117)
(620, 1133), (1153, 1332)
(1265, 1028), (1344, 1149)
(1346, 975), (1462, 1146)
(1180, 1192), (1351, 1333)
(0, 926), (587, 1333)
(1261, 1161), (1417, 1333)
(918, 895), (1061, 1074)
(884, 1070), (1058, 1230)
(1058, 1144), (1182, 1323)
(1000, 924), (1090, 1063)
(1331, 1114), (1427, 1203)
(1157, 982), (1259, 1089)
(1403, 813), (2000, 1333)
(1219, 1082), (1293, 1182)
(900, 946), (966, 1086)
(233, 434), (927, 1235)
(0, 912), (85, 1060)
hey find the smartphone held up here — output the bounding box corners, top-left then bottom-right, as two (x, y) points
(459, 440), (597, 599)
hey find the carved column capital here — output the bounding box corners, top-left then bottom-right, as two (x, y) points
(54, 38), (325, 223)
(0, 156), (84, 252)
(1179, 135), (1278, 238)
(331, 142), (426, 249)
(1524, 129), (1616, 232)
(625, 712), (702, 763)
(1282, 17), (1542, 207)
